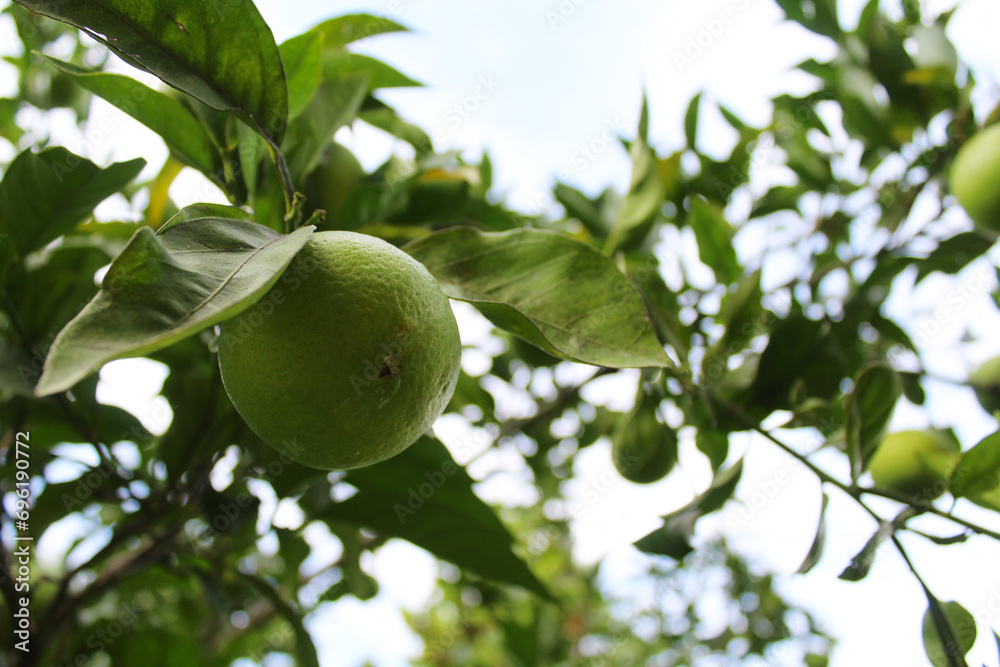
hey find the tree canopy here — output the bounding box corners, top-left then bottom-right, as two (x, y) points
(0, 1), (999, 666)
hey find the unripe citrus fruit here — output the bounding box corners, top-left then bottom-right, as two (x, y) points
(304, 142), (365, 227)
(969, 355), (1000, 416)
(868, 430), (958, 500)
(612, 394), (678, 484)
(218, 231), (461, 470)
(949, 124), (1000, 231)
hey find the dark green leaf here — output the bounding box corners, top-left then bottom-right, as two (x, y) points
(35, 220), (313, 395)
(775, 0), (842, 39)
(0, 147), (144, 261)
(283, 74), (369, 184)
(634, 459), (743, 560)
(717, 270), (765, 352)
(797, 493), (829, 574)
(695, 428), (729, 472)
(323, 52), (421, 91)
(239, 573), (320, 667)
(607, 130), (664, 252)
(359, 101), (433, 159)
(750, 316), (847, 412)
(838, 521), (893, 581)
(846, 365), (901, 481)
(330, 436), (552, 599)
(751, 185), (802, 218)
(684, 92), (702, 149)
(554, 183), (607, 237)
(688, 197), (740, 284)
(949, 430), (1000, 498)
(15, 0), (288, 143)
(160, 203), (254, 230)
(311, 13), (409, 49)
(404, 227), (671, 369)
(280, 30), (323, 119)
(922, 598), (975, 667)
(40, 56), (222, 180)
(915, 232), (994, 282)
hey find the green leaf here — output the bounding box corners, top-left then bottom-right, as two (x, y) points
(922, 598), (975, 667)
(282, 74), (369, 185)
(280, 31), (323, 119)
(684, 92), (702, 149)
(0, 147), (144, 262)
(751, 185), (802, 218)
(846, 365), (901, 482)
(311, 13), (409, 49)
(775, 0), (842, 39)
(949, 430), (1000, 498)
(404, 227), (671, 369)
(160, 203), (254, 230)
(322, 52), (421, 91)
(607, 121), (664, 252)
(553, 183), (607, 236)
(15, 0), (288, 143)
(915, 232), (994, 282)
(749, 316), (847, 412)
(239, 573), (320, 667)
(688, 197), (740, 283)
(359, 100), (433, 159)
(39, 56), (222, 180)
(35, 220), (313, 395)
(796, 493), (829, 574)
(330, 436), (552, 599)
(634, 459), (743, 560)
(838, 520), (893, 582)
(717, 270), (765, 352)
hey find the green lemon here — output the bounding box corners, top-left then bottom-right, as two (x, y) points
(304, 142), (366, 227)
(218, 231), (461, 470)
(969, 355), (1000, 416)
(949, 124), (1000, 231)
(868, 430), (959, 500)
(612, 393), (678, 484)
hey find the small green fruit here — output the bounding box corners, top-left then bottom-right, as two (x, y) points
(949, 124), (1000, 231)
(612, 393), (678, 484)
(868, 430), (959, 500)
(218, 231), (461, 470)
(304, 142), (366, 227)
(969, 355), (1000, 416)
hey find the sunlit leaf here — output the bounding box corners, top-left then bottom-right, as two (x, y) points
(35, 220), (313, 395)
(405, 227), (671, 369)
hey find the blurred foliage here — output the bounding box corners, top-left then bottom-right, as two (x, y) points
(1, 1), (999, 666)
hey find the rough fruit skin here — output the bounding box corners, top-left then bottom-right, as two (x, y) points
(868, 430), (958, 500)
(949, 124), (1000, 231)
(218, 231), (461, 470)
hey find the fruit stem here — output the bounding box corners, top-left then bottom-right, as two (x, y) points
(718, 400), (1000, 543)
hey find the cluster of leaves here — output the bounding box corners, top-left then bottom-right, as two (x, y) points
(0, 0), (998, 665)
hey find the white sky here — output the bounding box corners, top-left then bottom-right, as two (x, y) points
(6, 0), (1000, 665)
